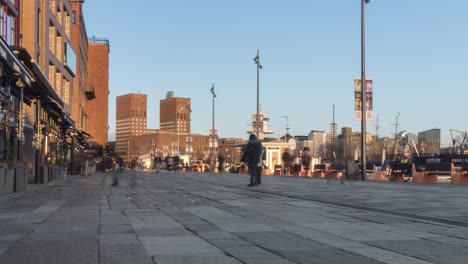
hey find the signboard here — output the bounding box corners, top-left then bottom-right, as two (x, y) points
(354, 78), (373, 121)
(209, 137), (218, 148)
(251, 113), (264, 139)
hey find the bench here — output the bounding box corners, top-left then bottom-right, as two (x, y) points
(372, 160), (389, 181)
(325, 164), (345, 179)
(313, 164), (326, 178)
(413, 163), (454, 183)
(292, 164), (302, 176)
(425, 163), (452, 176)
(452, 163), (468, 185)
(462, 163), (468, 176)
(274, 165), (283, 176)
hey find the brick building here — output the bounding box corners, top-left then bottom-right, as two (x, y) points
(70, 0), (88, 131)
(116, 91), (214, 164)
(16, 0), (79, 181)
(115, 94), (147, 159)
(87, 37), (109, 145)
(160, 91), (191, 135)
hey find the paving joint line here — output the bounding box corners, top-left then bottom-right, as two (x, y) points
(180, 176), (468, 229)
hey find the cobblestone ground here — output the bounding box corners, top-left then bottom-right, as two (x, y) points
(1, 170), (468, 264)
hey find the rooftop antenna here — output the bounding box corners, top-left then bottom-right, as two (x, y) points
(330, 105), (337, 146)
(393, 112), (400, 139)
(281, 115), (289, 142)
(374, 114), (380, 138)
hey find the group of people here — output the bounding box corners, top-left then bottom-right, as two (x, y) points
(242, 134), (265, 186)
(154, 156), (182, 172)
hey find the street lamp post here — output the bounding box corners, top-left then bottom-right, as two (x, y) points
(210, 84), (216, 174)
(253, 50), (262, 138)
(360, 0), (370, 181)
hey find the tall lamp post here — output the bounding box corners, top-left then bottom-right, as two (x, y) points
(210, 84), (216, 174)
(253, 50), (262, 138)
(360, 0), (370, 180)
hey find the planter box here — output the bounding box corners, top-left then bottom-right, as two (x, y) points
(0, 168), (6, 194)
(54, 166), (59, 181)
(40, 166), (48, 184)
(5, 169), (14, 194)
(14, 167), (26, 192)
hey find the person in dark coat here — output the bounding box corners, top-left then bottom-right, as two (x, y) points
(245, 134), (262, 186)
(218, 154), (225, 174)
(302, 147), (312, 174)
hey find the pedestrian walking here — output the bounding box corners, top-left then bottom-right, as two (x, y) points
(282, 149), (293, 176)
(174, 156), (180, 173)
(218, 154), (225, 174)
(302, 147), (311, 175)
(245, 134), (262, 186)
(155, 156), (161, 173)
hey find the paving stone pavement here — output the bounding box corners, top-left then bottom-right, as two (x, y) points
(0, 170), (468, 264)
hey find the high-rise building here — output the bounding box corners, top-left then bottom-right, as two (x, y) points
(418, 128), (441, 154)
(308, 130), (328, 157)
(70, 0), (89, 131)
(160, 91), (191, 134)
(116, 94), (147, 158)
(87, 37), (110, 145)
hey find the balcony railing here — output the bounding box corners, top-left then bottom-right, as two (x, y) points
(88, 36), (110, 46)
(85, 85), (95, 100)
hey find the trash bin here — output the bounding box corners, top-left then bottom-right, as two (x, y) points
(345, 160), (359, 180)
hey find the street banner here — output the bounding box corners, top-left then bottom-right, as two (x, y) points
(354, 77), (373, 121)
(251, 113), (264, 139)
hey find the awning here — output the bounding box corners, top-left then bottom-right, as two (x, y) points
(0, 40), (33, 88)
(11, 47), (64, 107)
(62, 112), (75, 127)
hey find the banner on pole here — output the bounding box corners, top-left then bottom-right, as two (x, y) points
(354, 77), (373, 121)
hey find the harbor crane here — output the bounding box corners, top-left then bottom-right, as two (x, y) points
(449, 129), (468, 154)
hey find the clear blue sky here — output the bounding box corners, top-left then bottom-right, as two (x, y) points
(83, 0), (467, 147)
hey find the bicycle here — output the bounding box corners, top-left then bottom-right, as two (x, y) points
(386, 159), (412, 182)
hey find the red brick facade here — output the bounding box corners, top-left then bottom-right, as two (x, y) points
(87, 42), (110, 145)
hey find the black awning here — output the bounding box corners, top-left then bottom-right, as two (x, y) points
(0, 40), (33, 88)
(62, 112), (75, 127)
(11, 47), (64, 107)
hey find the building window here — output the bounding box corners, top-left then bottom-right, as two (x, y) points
(49, 0), (55, 11)
(65, 12), (70, 35)
(48, 25), (55, 54)
(57, 9), (62, 26)
(55, 72), (61, 98)
(72, 11), (76, 24)
(64, 79), (70, 105)
(8, 14), (16, 45)
(56, 34), (62, 62)
(48, 64), (55, 88)
(0, 8), (4, 41)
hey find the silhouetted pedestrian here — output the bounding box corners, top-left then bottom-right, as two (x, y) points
(245, 134), (262, 186)
(218, 154), (225, 174)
